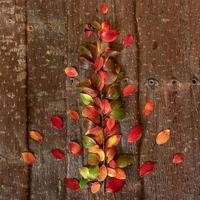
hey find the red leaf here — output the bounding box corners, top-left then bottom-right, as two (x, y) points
(139, 161), (155, 176)
(82, 106), (100, 124)
(68, 141), (83, 155)
(95, 56), (104, 71)
(123, 34), (134, 47)
(128, 125), (142, 143)
(106, 177), (125, 193)
(64, 67), (78, 77)
(50, 115), (63, 129)
(100, 99), (111, 114)
(108, 160), (117, 169)
(64, 178), (80, 190)
(100, 29), (119, 43)
(106, 118), (116, 131)
(104, 123), (120, 137)
(100, 2), (108, 14)
(173, 153), (184, 164)
(122, 84), (135, 96)
(85, 30), (93, 37)
(82, 87), (98, 97)
(144, 100), (155, 116)
(68, 110), (80, 121)
(101, 21), (110, 30)
(51, 149), (65, 160)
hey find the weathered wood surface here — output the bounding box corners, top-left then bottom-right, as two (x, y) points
(0, 0), (200, 200)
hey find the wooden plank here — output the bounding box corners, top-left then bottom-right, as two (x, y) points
(0, 0), (29, 199)
(137, 1), (200, 199)
(27, 0), (141, 199)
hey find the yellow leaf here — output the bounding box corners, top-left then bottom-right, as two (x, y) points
(29, 131), (43, 142)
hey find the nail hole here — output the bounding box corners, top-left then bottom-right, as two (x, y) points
(152, 41), (158, 50)
(147, 78), (159, 87)
(192, 79), (197, 85)
(27, 25), (33, 32)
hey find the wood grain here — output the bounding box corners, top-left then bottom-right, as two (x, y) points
(0, 0), (200, 200)
(137, 1), (200, 199)
(0, 0), (29, 199)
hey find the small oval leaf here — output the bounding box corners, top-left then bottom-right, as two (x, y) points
(156, 129), (170, 145)
(116, 154), (133, 168)
(22, 152), (36, 164)
(139, 161), (156, 176)
(64, 67), (78, 77)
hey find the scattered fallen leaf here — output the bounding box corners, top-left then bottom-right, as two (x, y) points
(51, 149), (65, 160)
(156, 129), (170, 145)
(68, 110), (80, 121)
(106, 147), (116, 163)
(122, 84), (135, 96)
(50, 115), (63, 129)
(123, 34), (134, 47)
(29, 130), (43, 142)
(91, 182), (101, 193)
(64, 178), (80, 190)
(128, 125), (142, 143)
(173, 153), (184, 164)
(64, 67), (78, 77)
(22, 152), (36, 164)
(101, 21), (110, 30)
(100, 2), (108, 14)
(69, 141), (83, 155)
(139, 161), (155, 176)
(106, 177), (125, 193)
(144, 100), (155, 116)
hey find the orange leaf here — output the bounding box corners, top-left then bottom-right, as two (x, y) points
(107, 167), (116, 177)
(64, 67), (78, 77)
(88, 146), (105, 162)
(122, 84), (135, 96)
(106, 135), (121, 148)
(97, 165), (107, 182)
(156, 129), (170, 145)
(91, 182), (101, 193)
(115, 168), (126, 180)
(106, 147), (116, 163)
(144, 100), (155, 116)
(82, 106), (100, 124)
(68, 110), (80, 121)
(22, 152), (36, 164)
(29, 131), (43, 142)
(68, 141), (83, 155)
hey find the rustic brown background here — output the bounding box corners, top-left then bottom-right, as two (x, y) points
(0, 0), (200, 200)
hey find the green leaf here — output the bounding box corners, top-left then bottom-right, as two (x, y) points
(110, 108), (126, 121)
(88, 153), (99, 166)
(79, 45), (92, 58)
(80, 93), (93, 105)
(82, 135), (96, 148)
(79, 178), (88, 188)
(116, 154), (133, 168)
(106, 85), (120, 100)
(111, 99), (123, 110)
(79, 167), (90, 179)
(88, 166), (99, 180)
